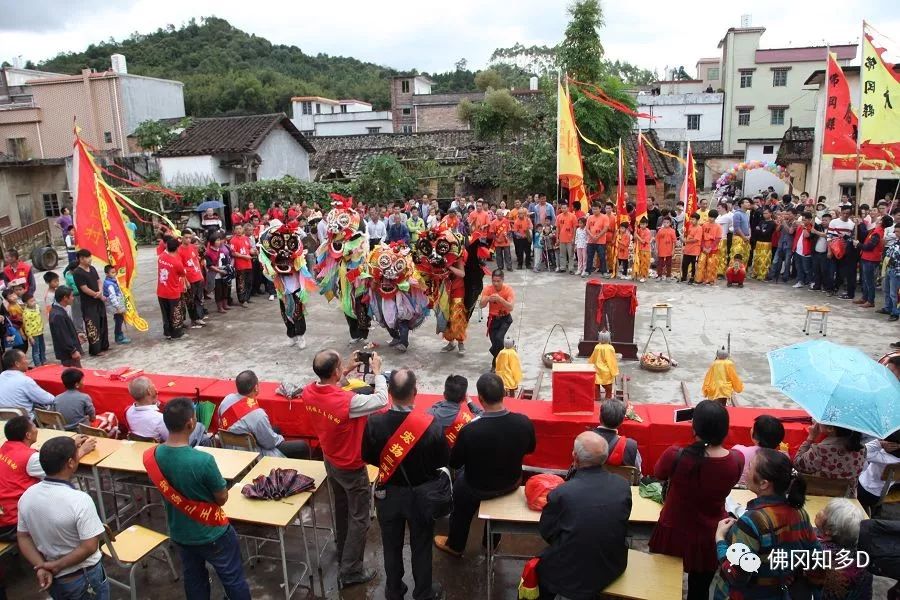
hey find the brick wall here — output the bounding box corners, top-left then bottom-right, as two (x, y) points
(390, 78), (415, 132)
(415, 105), (468, 132)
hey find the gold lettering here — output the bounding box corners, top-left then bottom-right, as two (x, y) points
(400, 431), (415, 444)
(389, 444), (403, 458)
(200, 507), (211, 520)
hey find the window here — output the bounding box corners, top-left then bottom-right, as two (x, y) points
(341, 105), (348, 114)
(104, 131), (112, 143)
(367, 127), (381, 134)
(772, 69), (788, 87)
(401, 125), (414, 133)
(6, 137), (26, 159)
(402, 108), (411, 115)
(762, 145), (774, 155)
(315, 103), (321, 114)
(301, 101), (312, 115)
(301, 130), (315, 136)
(740, 70), (753, 88)
(738, 108), (751, 126)
(686, 114), (701, 130)
(771, 108), (785, 125)
(708, 67), (719, 81)
(42, 193), (61, 217)
(401, 80), (410, 93)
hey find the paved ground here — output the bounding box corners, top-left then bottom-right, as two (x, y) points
(4, 246), (896, 599)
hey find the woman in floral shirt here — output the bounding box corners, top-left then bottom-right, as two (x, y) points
(793, 423), (866, 497)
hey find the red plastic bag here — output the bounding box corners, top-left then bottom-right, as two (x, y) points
(524, 473), (564, 511)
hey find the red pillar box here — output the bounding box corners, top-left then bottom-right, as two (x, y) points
(551, 363), (598, 416)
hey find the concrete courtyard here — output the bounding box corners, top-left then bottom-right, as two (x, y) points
(4, 246), (897, 599)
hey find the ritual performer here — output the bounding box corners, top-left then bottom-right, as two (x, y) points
(495, 337), (522, 397)
(71, 249), (109, 356)
(491, 213), (514, 272)
(463, 232), (490, 320)
(697, 209), (722, 285)
(467, 199), (491, 237)
(594, 400), (642, 470)
(605, 202), (618, 276)
(555, 203), (578, 273)
(157, 237), (187, 340)
(751, 208), (776, 280)
(479, 269), (515, 369)
(361, 369), (448, 600)
(314, 194), (371, 344)
(304, 349), (389, 589)
(145, 398), (251, 599)
(179, 229), (207, 329)
(413, 224), (469, 355)
(219, 370), (310, 458)
(1, 249), (35, 295)
(512, 209), (533, 270)
(426, 375), (481, 447)
(655, 216), (677, 281)
(633, 217), (652, 282)
(714, 202), (734, 277)
(229, 224), (254, 307)
(725, 254), (747, 288)
(258, 220), (315, 349)
(364, 243), (429, 353)
(589, 330), (619, 400)
(584, 204), (609, 277)
(702, 347), (744, 405)
(731, 198), (752, 275)
(615, 222), (632, 279)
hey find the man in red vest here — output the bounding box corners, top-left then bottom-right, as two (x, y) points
(0, 417), (95, 540)
(304, 349), (388, 589)
(593, 400), (642, 471)
(857, 215), (891, 309)
(2, 249), (35, 295)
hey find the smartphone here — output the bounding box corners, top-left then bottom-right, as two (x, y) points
(674, 407), (695, 423)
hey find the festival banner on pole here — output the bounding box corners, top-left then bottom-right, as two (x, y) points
(72, 131), (149, 331)
(856, 27), (900, 169)
(557, 78), (589, 208)
(822, 52), (858, 159)
(680, 142), (698, 219)
(634, 131), (648, 224)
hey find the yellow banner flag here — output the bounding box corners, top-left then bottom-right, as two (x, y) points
(557, 78), (586, 199)
(860, 29), (900, 148)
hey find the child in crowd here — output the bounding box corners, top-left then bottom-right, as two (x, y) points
(541, 223), (558, 272)
(655, 217), (677, 281)
(589, 330), (619, 399)
(681, 212), (702, 284)
(633, 217), (651, 282)
(22, 292), (46, 367)
(2, 288), (24, 329)
(1, 289), (26, 352)
(574, 217), (588, 276)
(43, 271), (60, 318)
(726, 253), (747, 288)
(495, 337), (523, 397)
(531, 225), (544, 272)
(65, 225), (77, 265)
(731, 415), (786, 486)
(616, 222), (632, 279)
(103, 265), (131, 344)
(702, 347), (744, 405)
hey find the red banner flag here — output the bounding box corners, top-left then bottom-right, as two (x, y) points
(680, 142), (698, 219)
(823, 52), (858, 157)
(634, 132), (648, 225)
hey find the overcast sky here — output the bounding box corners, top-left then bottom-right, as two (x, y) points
(1, 0), (897, 76)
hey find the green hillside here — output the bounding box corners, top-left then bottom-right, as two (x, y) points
(37, 17), (398, 117)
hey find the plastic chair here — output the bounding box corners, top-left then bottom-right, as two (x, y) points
(803, 474), (854, 497)
(126, 432), (157, 443)
(77, 423), (109, 438)
(605, 464), (640, 485)
(218, 430), (258, 452)
(875, 463), (900, 514)
(0, 408), (28, 421)
(34, 408), (68, 430)
(101, 525), (178, 600)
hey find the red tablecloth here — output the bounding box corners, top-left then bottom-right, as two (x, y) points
(28, 366), (811, 474)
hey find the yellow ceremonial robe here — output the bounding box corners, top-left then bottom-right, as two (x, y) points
(495, 348), (523, 391)
(702, 359), (744, 399)
(589, 343), (619, 385)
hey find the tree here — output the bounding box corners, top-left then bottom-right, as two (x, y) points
(454, 58), (468, 71)
(474, 69), (507, 91)
(558, 0), (605, 83)
(490, 43), (560, 77)
(353, 155), (416, 204)
(457, 89), (528, 142)
(133, 118), (188, 152)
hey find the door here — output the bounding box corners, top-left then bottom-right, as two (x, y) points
(16, 193), (33, 226)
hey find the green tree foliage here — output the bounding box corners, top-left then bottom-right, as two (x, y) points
(558, 0), (605, 83)
(570, 76), (636, 186)
(474, 69), (507, 91)
(602, 60), (657, 86)
(458, 89), (528, 142)
(430, 68), (477, 93)
(353, 155), (416, 203)
(132, 117), (191, 151)
(37, 17), (397, 116)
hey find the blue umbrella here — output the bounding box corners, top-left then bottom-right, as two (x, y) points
(194, 199), (224, 212)
(767, 340), (900, 439)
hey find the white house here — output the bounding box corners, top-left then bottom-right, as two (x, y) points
(291, 96), (393, 136)
(157, 113), (315, 186)
(635, 82), (724, 143)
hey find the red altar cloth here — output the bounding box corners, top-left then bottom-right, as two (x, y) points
(27, 366), (811, 474)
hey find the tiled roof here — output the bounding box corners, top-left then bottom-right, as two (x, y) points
(157, 113), (315, 157)
(412, 92), (484, 106)
(627, 130), (678, 179)
(663, 140), (724, 157)
(776, 126), (815, 164)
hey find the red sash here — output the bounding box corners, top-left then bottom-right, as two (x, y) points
(606, 435), (629, 466)
(219, 397), (261, 430)
(142, 447), (229, 526)
(444, 404), (475, 449)
(377, 411), (434, 485)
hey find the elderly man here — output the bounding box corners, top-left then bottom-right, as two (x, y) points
(218, 370), (309, 458)
(594, 400), (642, 471)
(0, 349), (54, 419)
(303, 349), (389, 588)
(536, 431), (631, 600)
(125, 376), (209, 445)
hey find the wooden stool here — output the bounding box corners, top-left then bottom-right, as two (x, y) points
(803, 305), (830, 336)
(650, 303), (673, 331)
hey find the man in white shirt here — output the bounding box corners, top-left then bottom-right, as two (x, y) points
(366, 213), (386, 246)
(125, 376), (208, 445)
(0, 349), (54, 419)
(827, 204), (858, 299)
(17, 436), (107, 598)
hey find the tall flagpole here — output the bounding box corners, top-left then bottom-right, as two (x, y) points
(814, 45), (830, 200)
(855, 21), (865, 216)
(556, 71), (562, 206)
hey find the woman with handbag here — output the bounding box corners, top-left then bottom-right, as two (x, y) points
(649, 400), (744, 600)
(711, 449), (823, 599)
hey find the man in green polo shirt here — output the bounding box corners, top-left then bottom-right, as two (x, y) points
(156, 397), (250, 600)
(407, 206), (426, 244)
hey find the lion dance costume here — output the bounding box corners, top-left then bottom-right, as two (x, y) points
(364, 242), (429, 350)
(413, 224), (470, 346)
(314, 194), (371, 342)
(258, 220), (316, 349)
